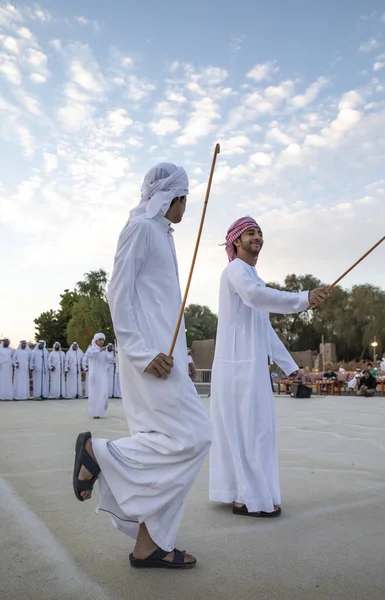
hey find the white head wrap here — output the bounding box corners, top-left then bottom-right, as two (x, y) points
(17, 340), (31, 353)
(130, 162), (189, 220)
(91, 332), (105, 347)
(33, 340), (46, 351)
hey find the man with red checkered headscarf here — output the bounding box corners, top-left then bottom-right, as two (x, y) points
(209, 217), (328, 518)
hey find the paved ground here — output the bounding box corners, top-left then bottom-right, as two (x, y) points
(1, 395), (384, 600)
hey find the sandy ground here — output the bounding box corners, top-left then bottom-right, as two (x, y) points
(1, 394), (384, 600)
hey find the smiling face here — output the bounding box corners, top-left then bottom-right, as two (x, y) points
(234, 226), (264, 263)
(95, 338), (104, 347)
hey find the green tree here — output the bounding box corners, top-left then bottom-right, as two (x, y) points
(66, 296), (114, 350)
(184, 304), (218, 347)
(76, 269), (108, 298)
(34, 310), (66, 347)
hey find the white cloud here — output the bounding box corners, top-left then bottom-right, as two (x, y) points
(247, 60), (277, 82)
(17, 91), (41, 115)
(155, 101), (179, 116)
(166, 90), (187, 103)
(250, 151), (273, 166)
(220, 135), (252, 156)
(17, 26), (34, 40)
(338, 90), (363, 110)
(0, 3), (23, 27)
(107, 108), (133, 135)
(267, 126), (293, 146)
(291, 76), (328, 108)
(43, 152), (58, 174)
(0, 52), (22, 85)
(70, 59), (103, 93)
(150, 117), (181, 136)
(264, 80), (294, 100)
(305, 108), (362, 149)
(75, 16), (100, 32)
(230, 34), (247, 54)
(0, 34), (22, 54)
(29, 72), (47, 83)
(360, 39), (382, 53)
(373, 61), (385, 71)
(16, 124), (35, 157)
(176, 97), (220, 145)
(127, 75), (155, 101)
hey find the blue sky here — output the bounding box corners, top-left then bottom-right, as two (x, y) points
(1, 1), (385, 344)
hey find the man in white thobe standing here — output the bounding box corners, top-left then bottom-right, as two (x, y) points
(65, 342), (84, 398)
(106, 343), (116, 397)
(48, 342), (66, 399)
(209, 216), (328, 518)
(0, 339), (14, 400)
(72, 162), (211, 569)
(82, 353), (89, 398)
(13, 340), (31, 400)
(30, 340), (50, 399)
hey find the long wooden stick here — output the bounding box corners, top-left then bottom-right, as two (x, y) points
(168, 143), (220, 357)
(308, 234), (385, 309)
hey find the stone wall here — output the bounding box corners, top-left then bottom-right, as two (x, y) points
(191, 339), (215, 369)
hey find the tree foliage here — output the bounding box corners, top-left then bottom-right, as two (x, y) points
(34, 268), (384, 360)
(268, 274), (385, 360)
(184, 304), (218, 348)
(34, 269), (113, 349)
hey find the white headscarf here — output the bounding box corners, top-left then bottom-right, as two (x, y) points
(91, 332), (105, 347)
(16, 340), (31, 353)
(130, 162), (189, 220)
(33, 340), (46, 352)
(53, 341), (62, 351)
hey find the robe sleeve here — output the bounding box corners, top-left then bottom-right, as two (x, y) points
(227, 260), (309, 314)
(30, 352), (35, 370)
(48, 352), (53, 370)
(13, 352), (18, 367)
(269, 327), (298, 376)
(86, 346), (101, 359)
(64, 353), (69, 372)
(108, 220), (159, 372)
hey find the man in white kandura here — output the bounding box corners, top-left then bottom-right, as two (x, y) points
(209, 216), (328, 518)
(72, 162), (211, 570)
(85, 333), (109, 419)
(30, 340), (50, 399)
(48, 342), (66, 399)
(82, 353), (89, 398)
(0, 338), (14, 400)
(13, 340), (31, 400)
(106, 343), (116, 397)
(65, 342), (84, 398)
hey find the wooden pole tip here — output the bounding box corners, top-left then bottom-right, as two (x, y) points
(215, 143), (220, 154)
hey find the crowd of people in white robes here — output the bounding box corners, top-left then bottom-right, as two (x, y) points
(0, 338), (122, 402)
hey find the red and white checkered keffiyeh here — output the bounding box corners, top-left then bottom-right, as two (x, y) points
(222, 216), (261, 262)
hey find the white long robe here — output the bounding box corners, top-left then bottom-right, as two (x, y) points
(0, 345), (14, 400)
(65, 348), (84, 398)
(30, 346), (50, 399)
(13, 346), (31, 400)
(92, 214), (211, 552)
(114, 371), (122, 398)
(209, 258), (309, 513)
(86, 346), (109, 417)
(48, 349), (66, 398)
(106, 351), (116, 397)
(82, 354), (89, 398)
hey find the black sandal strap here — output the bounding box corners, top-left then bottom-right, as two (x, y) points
(80, 448), (101, 478)
(76, 477), (97, 492)
(146, 548), (169, 562)
(172, 549), (186, 565)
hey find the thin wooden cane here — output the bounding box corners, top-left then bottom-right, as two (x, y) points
(168, 143), (220, 357)
(308, 234), (385, 309)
